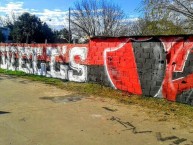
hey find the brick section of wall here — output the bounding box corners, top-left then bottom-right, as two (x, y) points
(1, 36), (193, 106)
(132, 38), (166, 97)
(87, 65), (111, 86)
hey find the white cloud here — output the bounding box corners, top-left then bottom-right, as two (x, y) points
(127, 17), (139, 22)
(32, 9), (69, 30)
(0, 1), (69, 30)
(0, 1), (138, 30)
(0, 2), (27, 15)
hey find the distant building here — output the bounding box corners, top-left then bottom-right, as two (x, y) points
(0, 27), (10, 42)
(77, 36), (89, 44)
(71, 35), (89, 44)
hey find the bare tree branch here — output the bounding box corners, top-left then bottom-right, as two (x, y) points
(70, 0), (128, 37)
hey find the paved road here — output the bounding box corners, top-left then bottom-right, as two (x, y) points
(0, 75), (193, 145)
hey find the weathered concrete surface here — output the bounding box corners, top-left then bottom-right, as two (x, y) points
(0, 75), (193, 145)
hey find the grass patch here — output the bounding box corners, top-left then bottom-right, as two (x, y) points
(0, 68), (193, 124)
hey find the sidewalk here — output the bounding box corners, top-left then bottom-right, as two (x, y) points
(0, 75), (193, 145)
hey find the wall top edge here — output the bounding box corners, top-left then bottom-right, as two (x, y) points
(90, 34), (193, 39)
(0, 43), (89, 46)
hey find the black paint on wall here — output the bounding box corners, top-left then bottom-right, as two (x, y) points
(172, 49), (193, 80)
(176, 89), (193, 106)
(87, 65), (111, 87)
(132, 38), (166, 97)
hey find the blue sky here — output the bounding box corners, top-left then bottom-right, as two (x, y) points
(0, 0), (142, 29)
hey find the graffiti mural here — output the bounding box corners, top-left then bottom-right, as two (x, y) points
(1, 35), (193, 106)
(0, 43), (88, 82)
(161, 37), (193, 105)
(88, 36), (193, 106)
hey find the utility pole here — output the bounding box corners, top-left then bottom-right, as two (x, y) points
(45, 39), (47, 44)
(26, 33), (29, 44)
(68, 8), (71, 44)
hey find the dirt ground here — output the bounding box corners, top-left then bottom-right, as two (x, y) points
(0, 75), (193, 145)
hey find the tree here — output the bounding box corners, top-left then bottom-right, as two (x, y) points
(142, 0), (193, 20)
(70, 0), (128, 38)
(0, 12), (17, 28)
(0, 12), (17, 41)
(41, 23), (55, 43)
(140, 0), (193, 34)
(0, 30), (5, 42)
(160, 0), (193, 32)
(0, 17), (4, 27)
(11, 12), (54, 43)
(53, 28), (71, 43)
(128, 17), (185, 36)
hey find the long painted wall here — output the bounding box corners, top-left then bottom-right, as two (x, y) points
(1, 36), (193, 106)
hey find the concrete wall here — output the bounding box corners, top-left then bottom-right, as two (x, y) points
(0, 43), (88, 82)
(1, 36), (193, 106)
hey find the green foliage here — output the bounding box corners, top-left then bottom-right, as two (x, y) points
(140, 18), (186, 35)
(141, 0), (170, 20)
(135, 0), (187, 35)
(41, 23), (55, 43)
(0, 30), (5, 42)
(53, 28), (71, 43)
(11, 12), (54, 43)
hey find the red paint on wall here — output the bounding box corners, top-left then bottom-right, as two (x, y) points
(88, 38), (142, 94)
(0, 43), (88, 64)
(162, 37), (193, 101)
(2, 36), (193, 105)
(105, 39), (142, 94)
(87, 38), (130, 65)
